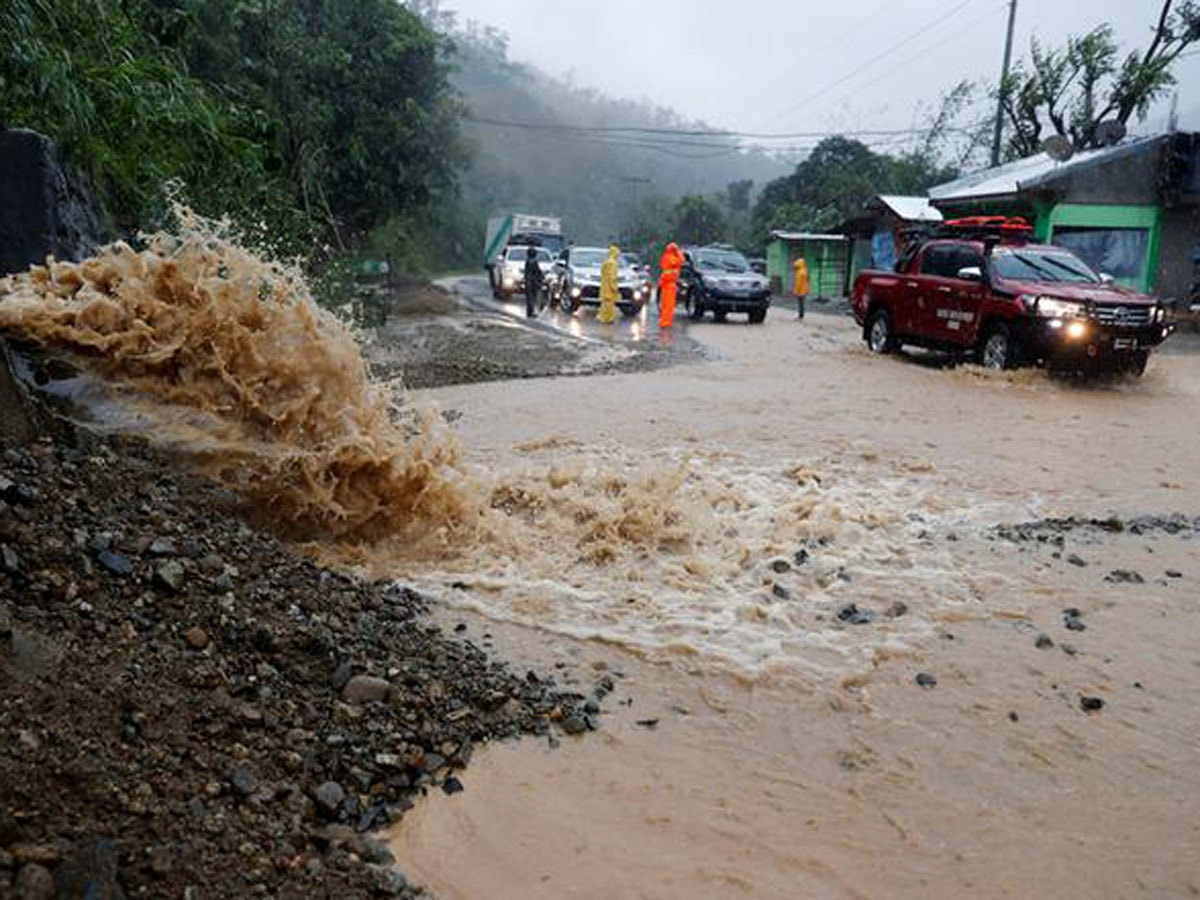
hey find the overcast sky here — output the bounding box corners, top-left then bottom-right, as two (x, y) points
(442, 0), (1200, 156)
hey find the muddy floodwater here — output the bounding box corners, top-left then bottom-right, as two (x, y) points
(390, 310), (1200, 899)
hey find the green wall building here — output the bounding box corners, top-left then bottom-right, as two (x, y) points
(928, 132), (1200, 300)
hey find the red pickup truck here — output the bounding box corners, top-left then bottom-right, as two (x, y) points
(850, 218), (1173, 376)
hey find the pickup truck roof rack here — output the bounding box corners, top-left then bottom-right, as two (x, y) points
(937, 216), (1034, 242)
(891, 216), (1035, 272)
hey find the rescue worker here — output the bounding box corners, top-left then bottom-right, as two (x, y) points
(658, 241), (684, 329)
(523, 245), (542, 318)
(793, 256), (810, 319)
(597, 244), (620, 324)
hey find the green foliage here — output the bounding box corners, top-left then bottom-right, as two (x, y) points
(0, 0), (269, 232)
(673, 195), (728, 247)
(725, 180), (754, 215)
(151, 0), (465, 241)
(1, 0), (464, 267)
(750, 137), (958, 247)
(999, 1), (1200, 157)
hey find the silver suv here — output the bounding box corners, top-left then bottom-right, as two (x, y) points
(553, 246), (648, 316)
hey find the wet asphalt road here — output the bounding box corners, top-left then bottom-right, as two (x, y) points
(445, 275), (794, 356)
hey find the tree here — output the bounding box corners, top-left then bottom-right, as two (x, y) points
(1, 0), (467, 265)
(999, 0), (1200, 158)
(725, 180), (753, 214)
(749, 136), (958, 246)
(150, 0), (465, 244)
(0, 0), (267, 231)
(673, 195), (727, 246)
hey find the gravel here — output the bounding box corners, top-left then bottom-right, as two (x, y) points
(0, 434), (596, 897)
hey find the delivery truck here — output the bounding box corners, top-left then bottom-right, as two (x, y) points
(484, 213), (564, 297)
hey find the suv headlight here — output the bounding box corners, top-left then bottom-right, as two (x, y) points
(1035, 297), (1086, 319)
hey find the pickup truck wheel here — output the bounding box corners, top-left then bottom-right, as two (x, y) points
(978, 324), (1018, 370)
(713, 309), (728, 323)
(866, 309), (897, 354)
(748, 308), (766, 324)
(1122, 350), (1149, 377)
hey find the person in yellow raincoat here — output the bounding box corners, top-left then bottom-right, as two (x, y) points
(793, 256), (810, 319)
(597, 244), (620, 324)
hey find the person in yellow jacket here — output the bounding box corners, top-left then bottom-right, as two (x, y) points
(793, 256), (810, 319)
(597, 244), (621, 324)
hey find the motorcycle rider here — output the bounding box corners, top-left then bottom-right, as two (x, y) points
(523, 245), (543, 318)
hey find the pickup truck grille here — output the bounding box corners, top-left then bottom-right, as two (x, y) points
(1092, 303), (1152, 327)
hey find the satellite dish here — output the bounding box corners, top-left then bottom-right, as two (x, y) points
(1041, 134), (1075, 162)
(1095, 120), (1127, 146)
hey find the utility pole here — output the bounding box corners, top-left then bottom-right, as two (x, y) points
(990, 0), (1018, 167)
(620, 175), (651, 207)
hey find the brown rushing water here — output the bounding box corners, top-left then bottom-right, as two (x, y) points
(389, 314), (1200, 899)
(3, 226), (1198, 898)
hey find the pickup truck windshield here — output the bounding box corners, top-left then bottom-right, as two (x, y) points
(694, 249), (750, 273)
(991, 248), (1099, 284)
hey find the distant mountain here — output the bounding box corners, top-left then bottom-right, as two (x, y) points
(440, 17), (789, 245)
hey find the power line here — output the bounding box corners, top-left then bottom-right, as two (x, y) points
(465, 114), (985, 143)
(756, 0), (976, 129)
(478, 125), (928, 162)
(752, 0), (894, 97)
(832, 2), (1009, 103)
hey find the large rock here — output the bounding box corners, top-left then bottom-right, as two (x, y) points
(0, 128), (99, 275)
(0, 342), (36, 446)
(0, 129), (101, 447)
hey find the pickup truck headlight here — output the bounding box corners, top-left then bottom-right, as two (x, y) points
(1154, 306), (1165, 323)
(1035, 297), (1086, 319)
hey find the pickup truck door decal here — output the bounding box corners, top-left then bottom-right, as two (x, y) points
(918, 244), (983, 346)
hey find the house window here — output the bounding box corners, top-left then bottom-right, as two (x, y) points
(1051, 227), (1149, 282)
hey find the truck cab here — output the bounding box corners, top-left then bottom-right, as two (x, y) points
(850, 217), (1173, 376)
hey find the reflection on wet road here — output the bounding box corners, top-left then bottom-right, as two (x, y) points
(448, 275), (714, 352)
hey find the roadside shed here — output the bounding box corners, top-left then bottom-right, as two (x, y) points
(765, 231), (849, 299)
(928, 132), (1200, 299)
(838, 194), (943, 284)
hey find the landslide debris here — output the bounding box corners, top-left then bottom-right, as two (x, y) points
(0, 434), (590, 898)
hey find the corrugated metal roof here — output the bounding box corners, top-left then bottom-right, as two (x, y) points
(928, 135), (1164, 202)
(874, 195), (943, 222)
(769, 231), (847, 241)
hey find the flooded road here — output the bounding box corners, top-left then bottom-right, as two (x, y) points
(6, 230), (1195, 898)
(390, 306), (1200, 898)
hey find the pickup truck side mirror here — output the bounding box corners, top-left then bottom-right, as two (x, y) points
(956, 265), (983, 282)
(1098, 272), (1115, 284)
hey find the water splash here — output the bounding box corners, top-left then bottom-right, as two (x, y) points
(0, 207), (467, 542)
(0, 212), (985, 677)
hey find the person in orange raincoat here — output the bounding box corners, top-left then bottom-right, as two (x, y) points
(793, 256), (810, 319)
(658, 241), (684, 328)
(597, 244), (620, 324)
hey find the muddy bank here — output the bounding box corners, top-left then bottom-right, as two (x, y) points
(0, 429), (605, 898)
